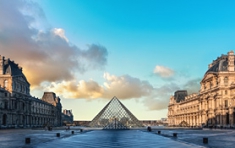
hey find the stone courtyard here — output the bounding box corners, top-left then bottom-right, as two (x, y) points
(0, 127), (235, 148)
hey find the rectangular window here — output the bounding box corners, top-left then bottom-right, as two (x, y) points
(225, 100), (228, 108)
(4, 102), (8, 109)
(224, 77), (228, 86)
(15, 102), (17, 109)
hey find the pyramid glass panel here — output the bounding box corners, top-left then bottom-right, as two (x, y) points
(89, 96), (143, 129)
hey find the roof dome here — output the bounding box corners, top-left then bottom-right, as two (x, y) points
(206, 53), (235, 74)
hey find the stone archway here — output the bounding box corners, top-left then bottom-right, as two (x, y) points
(179, 120), (188, 127)
(2, 114), (7, 126)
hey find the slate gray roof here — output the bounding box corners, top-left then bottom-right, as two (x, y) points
(206, 55), (235, 74)
(3, 58), (30, 84)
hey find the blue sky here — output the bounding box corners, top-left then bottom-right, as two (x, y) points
(1, 0), (235, 120)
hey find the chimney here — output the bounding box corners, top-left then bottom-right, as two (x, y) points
(208, 63), (213, 69)
(228, 50), (234, 71)
(0, 55), (5, 74)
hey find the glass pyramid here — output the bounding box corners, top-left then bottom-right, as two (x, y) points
(89, 96), (143, 129)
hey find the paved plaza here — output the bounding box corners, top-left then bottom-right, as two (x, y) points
(154, 128), (235, 148)
(0, 127), (234, 148)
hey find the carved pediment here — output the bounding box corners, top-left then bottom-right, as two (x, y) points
(201, 73), (214, 83)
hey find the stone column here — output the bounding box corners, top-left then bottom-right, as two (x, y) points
(188, 115), (190, 126)
(220, 113), (222, 125)
(222, 110), (225, 126)
(229, 108), (233, 126)
(186, 115), (188, 126)
(191, 115), (194, 126)
(202, 112), (206, 125)
(192, 115), (194, 126)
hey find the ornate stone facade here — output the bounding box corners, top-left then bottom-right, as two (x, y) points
(62, 109), (73, 125)
(168, 50), (235, 127)
(0, 55), (62, 128)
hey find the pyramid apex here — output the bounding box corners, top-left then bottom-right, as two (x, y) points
(111, 96), (119, 101)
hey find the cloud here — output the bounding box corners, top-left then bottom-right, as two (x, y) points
(0, 0), (202, 112)
(103, 73), (154, 99)
(80, 44), (108, 70)
(153, 65), (174, 78)
(45, 73), (154, 99)
(45, 71), (201, 111)
(183, 78), (201, 94)
(143, 78), (201, 111)
(143, 83), (180, 110)
(0, 0), (108, 86)
(46, 80), (104, 99)
(52, 28), (69, 42)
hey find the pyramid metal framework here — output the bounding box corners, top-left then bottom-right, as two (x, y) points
(89, 96), (143, 129)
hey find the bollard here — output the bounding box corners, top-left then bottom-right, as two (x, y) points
(25, 138), (30, 144)
(80, 129), (83, 132)
(56, 133), (60, 137)
(158, 131), (161, 134)
(173, 133), (177, 137)
(71, 131), (74, 134)
(203, 137), (208, 144)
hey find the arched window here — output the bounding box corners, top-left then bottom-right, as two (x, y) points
(4, 80), (8, 88)
(224, 77), (228, 86)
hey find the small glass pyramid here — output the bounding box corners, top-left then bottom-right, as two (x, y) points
(89, 96), (143, 129)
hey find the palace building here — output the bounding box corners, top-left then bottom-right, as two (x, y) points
(62, 109), (74, 125)
(0, 55), (68, 128)
(168, 50), (235, 127)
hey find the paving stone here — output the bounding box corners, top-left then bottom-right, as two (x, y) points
(1, 128), (235, 148)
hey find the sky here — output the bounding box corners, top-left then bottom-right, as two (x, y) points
(1, 0), (235, 120)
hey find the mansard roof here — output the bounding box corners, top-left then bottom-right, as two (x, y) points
(63, 109), (73, 116)
(2, 57), (30, 85)
(4, 59), (22, 75)
(206, 52), (235, 74)
(42, 92), (62, 107)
